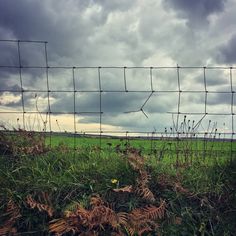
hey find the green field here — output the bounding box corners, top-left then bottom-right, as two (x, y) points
(0, 131), (236, 235)
(46, 134), (236, 162)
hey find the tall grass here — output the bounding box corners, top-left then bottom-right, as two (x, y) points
(0, 129), (235, 235)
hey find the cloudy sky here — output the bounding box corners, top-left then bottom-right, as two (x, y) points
(0, 0), (236, 137)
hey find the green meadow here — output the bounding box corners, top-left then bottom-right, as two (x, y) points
(0, 130), (235, 235)
(47, 134), (236, 151)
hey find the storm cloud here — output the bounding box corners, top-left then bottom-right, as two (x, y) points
(217, 34), (236, 64)
(163, 0), (227, 27)
(0, 0), (235, 134)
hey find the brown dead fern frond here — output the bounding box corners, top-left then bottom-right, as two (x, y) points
(135, 186), (155, 202)
(26, 193), (54, 217)
(0, 128), (47, 157)
(157, 174), (193, 196)
(50, 196), (121, 235)
(113, 185), (133, 193)
(126, 151), (156, 202)
(137, 170), (150, 185)
(49, 218), (80, 235)
(117, 212), (129, 226)
(174, 182), (193, 196)
(49, 204), (89, 235)
(135, 170), (155, 202)
(127, 152), (145, 171)
(0, 199), (21, 235)
(90, 195), (104, 208)
(142, 200), (166, 220)
(130, 200), (166, 222)
(124, 200), (166, 236)
(125, 218), (156, 236)
(89, 195), (120, 229)
(90, 205), (119, 230)
(65, 204), (90, 224)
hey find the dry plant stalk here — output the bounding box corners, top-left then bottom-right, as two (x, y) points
(0, 199), (21, 235)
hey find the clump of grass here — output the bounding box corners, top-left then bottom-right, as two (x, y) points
(0, 126), (47, 157)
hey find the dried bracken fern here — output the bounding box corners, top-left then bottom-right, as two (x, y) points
(126, 151), (155, 202)
(49, 218), (81, 235)
(90, 195), (104, 207)
(157, 173), (192, 196)
(90, 205), (119, 230)
(113, 185), (133, 193)
(26, 192), (54, 217)
(0, 199), (21, 235)
(135, 170), (155, 202)
(124, 200), (166, 236)
(49, 195), (120, 235)
(135, 186), (156, 203)
(48, 194), (166, 236)
(0, 127), (47, 157)
(14, 129), (46, 155)
(127, 152), (145, 172)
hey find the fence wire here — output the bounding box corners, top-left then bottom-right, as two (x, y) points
(0, 39), (235, 160)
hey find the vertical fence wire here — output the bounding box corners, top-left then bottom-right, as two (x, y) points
(17, 41), (26, 129)
(176, 65), (181, 165)
(203, 67), (208, 159)
(203, 67), (208, 115)
(72, 67), (77, 154)
(150, 67), (153, 92)
(149, 67), (154, 151)
(98, 67), (102, 151)
(44, 42), (52, 146)
(176, 65), (181, 131)
(124, 67), (128, 92)
(230, 67), (234, 161)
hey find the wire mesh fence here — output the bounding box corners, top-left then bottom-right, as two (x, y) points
(0, 39), (236, 160)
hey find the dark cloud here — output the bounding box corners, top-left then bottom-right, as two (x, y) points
(49, 90), (179, 130)
(207, 93), (232, 106)
(0, 0), (235, 133)
(0, 42), (19, 66)
(95, 0), (134, 12)
(78, 110), (175, 132)
(217, 34), (236, 64)
(195, 70), (230, 87)
(163, 0), (227, 27)
(192, 91), (232, 107)
(0, 0), (109, 65)
(0, 71), (21, 92)
(51, 92), (147, 113)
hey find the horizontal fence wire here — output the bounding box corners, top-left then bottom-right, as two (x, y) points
(0, 39), (235, 160)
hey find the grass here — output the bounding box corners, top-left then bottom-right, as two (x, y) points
(46, 134), (236, 155)
(0, 130), (236, 235)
